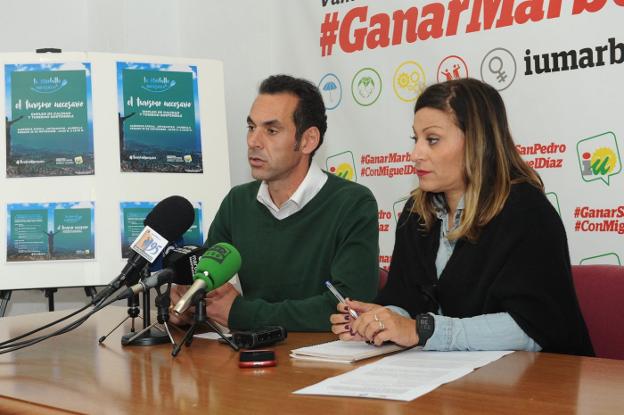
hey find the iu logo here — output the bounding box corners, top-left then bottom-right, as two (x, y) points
(576, 132), (622, 186)
(326, 151), (357, 182)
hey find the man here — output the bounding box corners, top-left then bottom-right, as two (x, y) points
(171, 75), (378, 331)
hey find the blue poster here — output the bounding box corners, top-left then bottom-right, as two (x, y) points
(7, 201), (95, 262)
(117, 62), (203, 173)
(5, 63), (94, 177)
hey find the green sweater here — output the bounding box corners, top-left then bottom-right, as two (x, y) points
(207, 173), (379, 331)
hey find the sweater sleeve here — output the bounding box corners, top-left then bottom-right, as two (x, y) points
(228, 191), (379, 332)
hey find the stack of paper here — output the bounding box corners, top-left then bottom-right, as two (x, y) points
(290, 340), (405, 363)
(293, 349), (514, 401)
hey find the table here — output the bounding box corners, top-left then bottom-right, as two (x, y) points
(1, 307), (623, 414)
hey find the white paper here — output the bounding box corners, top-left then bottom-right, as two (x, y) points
(194, 332), (228, 340)
(191, 275), (239, 340)
(290, 340), (404, 363)
(294, 349), (513, 401)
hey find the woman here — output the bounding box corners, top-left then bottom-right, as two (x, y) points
(331, 78), (593, 355)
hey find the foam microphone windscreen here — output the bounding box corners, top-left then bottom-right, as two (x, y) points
(144, 195), (195, 241)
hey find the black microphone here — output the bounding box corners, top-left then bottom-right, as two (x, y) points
(163, 245), (207, 285)
(94, 196), (194, 305)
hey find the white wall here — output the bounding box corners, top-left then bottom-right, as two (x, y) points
(1, 0), (274, 315)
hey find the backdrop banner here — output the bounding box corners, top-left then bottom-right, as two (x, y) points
(273, 0), (624, 267)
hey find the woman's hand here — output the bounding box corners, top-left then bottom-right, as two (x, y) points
(329, 299), (382, 341)
(351, 306), (419, 347)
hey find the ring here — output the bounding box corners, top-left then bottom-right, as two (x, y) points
(378, 320), (385, 330)
(374, 314), (379, 322)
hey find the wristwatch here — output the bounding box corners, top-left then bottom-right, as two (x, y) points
(415, 313), (435, 346)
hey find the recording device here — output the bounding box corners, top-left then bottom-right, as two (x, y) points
(93, 195), (195, 305)
(232, 326), (287, 349)
(238, 350), (276, 368)
(162, 245), (207, 285)
(172, 242), (242, 316)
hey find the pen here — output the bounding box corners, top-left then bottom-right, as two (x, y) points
(325, 281), (359, 318)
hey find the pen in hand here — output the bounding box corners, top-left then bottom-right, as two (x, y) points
(325, 281), (359, 319)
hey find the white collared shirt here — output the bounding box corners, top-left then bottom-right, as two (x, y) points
(256, 162), (328, 220)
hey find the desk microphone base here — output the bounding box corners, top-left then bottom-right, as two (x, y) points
(121, 327), (169, 346)
(172, 291), (239, 357)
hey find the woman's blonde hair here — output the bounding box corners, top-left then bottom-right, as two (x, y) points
(411, 78), (543, 241)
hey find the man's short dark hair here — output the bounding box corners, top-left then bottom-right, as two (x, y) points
(258, 75), (327, 159)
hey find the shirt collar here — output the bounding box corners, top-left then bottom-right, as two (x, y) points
(256, 162), (327, 215)
(433, 193), (465, 220)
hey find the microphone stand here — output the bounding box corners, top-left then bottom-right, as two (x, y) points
(99, 268), (169, 346)
(172, 288), (239, 357)
(98, 293), (142, 344)
(123, 284), (174, 346)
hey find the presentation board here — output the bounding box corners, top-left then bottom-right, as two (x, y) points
(0, 52), (230, 290)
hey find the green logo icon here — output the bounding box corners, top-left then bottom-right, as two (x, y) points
(545, 192), (561, 216)
(392, 196), (411, 222)
(351, 68), (382, 106)
(576, 132), (621, 185)
(580, 253), (621, 265)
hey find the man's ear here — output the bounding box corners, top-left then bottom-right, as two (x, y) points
(299, 127), (320, 155)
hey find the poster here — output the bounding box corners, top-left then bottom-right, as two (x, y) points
(117, 62), (203, 173)
(7, 202), (95, 262)
(4, 63), (94, 177)
(120, 201), (204, 258)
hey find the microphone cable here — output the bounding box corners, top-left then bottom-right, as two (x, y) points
(0, 301), (95, 348)
(0, 294), (121, 354)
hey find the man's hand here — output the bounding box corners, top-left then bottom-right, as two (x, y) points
(205, 283), (240, 327)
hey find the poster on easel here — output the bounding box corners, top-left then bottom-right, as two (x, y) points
(6, 201), (95, 262)
(1, 52), (228, 291)
(4, 62), (94, 177)
(116, 62), (203, 173)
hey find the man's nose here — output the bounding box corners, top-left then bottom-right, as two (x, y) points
(247, 129), (261, 148)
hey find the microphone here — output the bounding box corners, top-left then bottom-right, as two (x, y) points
(172, 242), (241, 316)
(112, 269), (174, 301)
(94, 196), (195, 305)
(148, 237), (184, 274)
(113, 245), (205, 301)
(163, 245), (207, 285)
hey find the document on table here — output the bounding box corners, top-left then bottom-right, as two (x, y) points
(293, 349), (513, 401)
(194, 331), (229, 340)
(290, 340), (405, 363)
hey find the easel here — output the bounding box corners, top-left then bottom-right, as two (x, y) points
(0, 45), (78, 319)
(0, 287), (99, 318)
